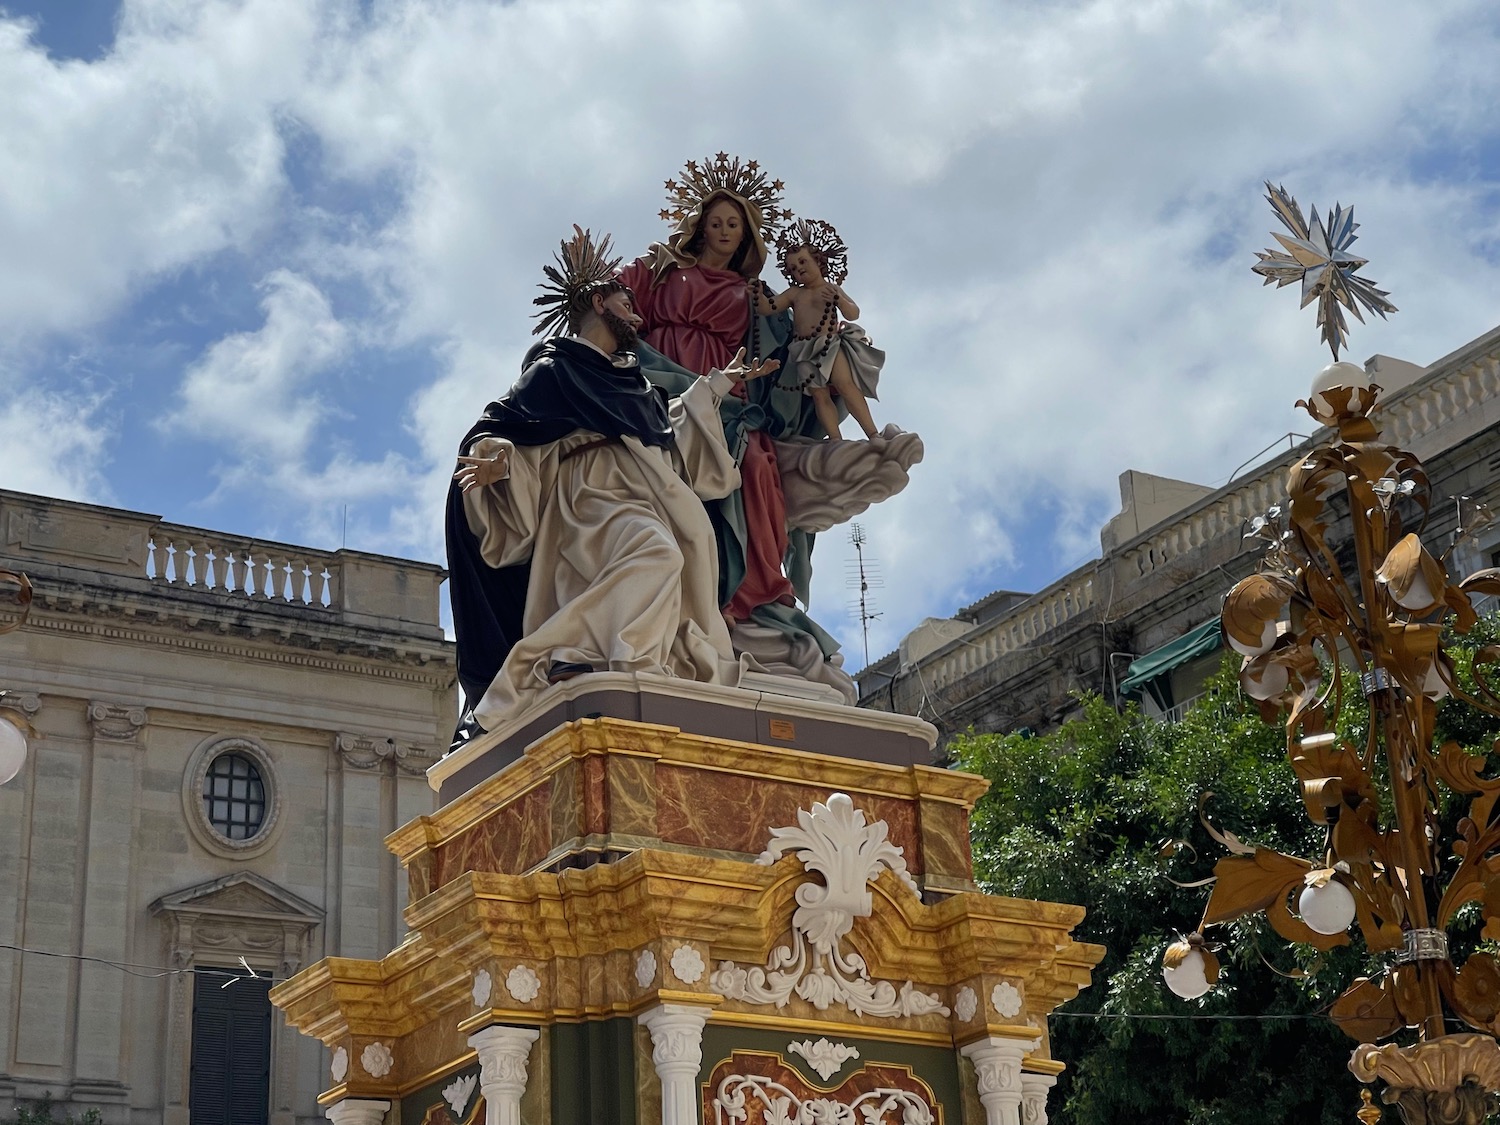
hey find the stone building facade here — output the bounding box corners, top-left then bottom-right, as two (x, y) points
(857, 323), (1500, 747)
(0, 490), (455, 1125)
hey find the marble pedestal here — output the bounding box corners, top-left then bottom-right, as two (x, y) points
(272, 680), (1102, 1124)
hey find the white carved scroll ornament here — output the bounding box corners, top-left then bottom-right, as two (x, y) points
(708, 793), (948, 1020)
(712, 1072), (933, 1124)
(787, 1037), (859, 1081)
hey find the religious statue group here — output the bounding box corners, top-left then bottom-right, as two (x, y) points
(445, 155), (923, 744)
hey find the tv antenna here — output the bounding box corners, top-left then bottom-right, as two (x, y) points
(845, 523), (883, 664)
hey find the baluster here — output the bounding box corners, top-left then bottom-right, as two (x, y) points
(200, 541), (220, 591)
(290, 558), (310, 604)
(323, 565), (341, 609)
(165, 539), (182, 585)
(146, 537), (159, 581)
(245, 551), (264, 597)
(222, 547), (239, 594)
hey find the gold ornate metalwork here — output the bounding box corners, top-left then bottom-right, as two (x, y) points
(1188, 372), (1500, 1052)
(1350, 1035), (1500, 1125)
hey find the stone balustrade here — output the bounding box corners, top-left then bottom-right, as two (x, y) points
(147, 523), (340, 609)
(925, 572), (1096, 690)
(0, 489), (446, 634)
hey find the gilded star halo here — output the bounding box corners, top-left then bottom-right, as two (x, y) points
(776, 218), (849, 286)
(1252, 181), (1397, 360)
(531, 224), (623, 338)
(661, 153), (789, 240)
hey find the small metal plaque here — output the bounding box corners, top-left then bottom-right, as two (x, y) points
(767, 719), (796, 741)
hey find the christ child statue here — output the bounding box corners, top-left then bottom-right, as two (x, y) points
(755, 218), (887, 442)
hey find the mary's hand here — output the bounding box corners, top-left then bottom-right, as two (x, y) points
(724, 346), (781, 382)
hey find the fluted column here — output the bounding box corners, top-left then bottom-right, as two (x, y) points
(325, 1099), (389, 1125)
(639, 1002), (713, 1125)
(961, 1037), (1039, 1125)
(1020, 1072), (1057, 1125)
(468, 1025), (540, 1125)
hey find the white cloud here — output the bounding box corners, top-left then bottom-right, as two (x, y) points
(166, 268), (347, 461)
(6, 0), (1500, 667)
(0, 385), (112, 501)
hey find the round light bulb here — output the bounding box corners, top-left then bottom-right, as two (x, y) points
(0, 715), (27, 786)
(1162, 946), (1213, 999)
(1298, 878), (1356, 936)
(1424, 661), (1451, 700)
(1242, 659), (1290, 701)
(1309, 361), (1373, 416)
(1228, 618), (1278, 658)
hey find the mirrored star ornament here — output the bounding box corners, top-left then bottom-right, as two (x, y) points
(1251, 181), (1397, 359)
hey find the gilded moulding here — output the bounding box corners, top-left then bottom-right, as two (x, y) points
(275, 845), (1101, 1056)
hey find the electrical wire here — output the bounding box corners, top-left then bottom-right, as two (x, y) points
(0, 941), (285, 986)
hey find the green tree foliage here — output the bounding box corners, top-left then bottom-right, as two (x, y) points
(953, 659), (1370, 1125)
(955, 621), (1500, 1125)
(1, 1097), (101, 1125)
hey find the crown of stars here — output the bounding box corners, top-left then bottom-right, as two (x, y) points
(1252, 181), (1397, 360)
(659, 153), (788, 239)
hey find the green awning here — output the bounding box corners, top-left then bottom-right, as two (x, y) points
(1120, 618), (1224, 697)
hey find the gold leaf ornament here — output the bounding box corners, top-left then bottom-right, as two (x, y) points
(1452, 952), (1500, 1028)
(1330, 975), (1402, 1043)
(1223, 574), (1294, 656)
(1375, 533), (1449, 613)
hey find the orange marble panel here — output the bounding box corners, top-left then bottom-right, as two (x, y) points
(435, 780), (553, 884)
(703, 1051), (940, 1123)
(582, 754), (609, 836)
(655, 766), (923, 875)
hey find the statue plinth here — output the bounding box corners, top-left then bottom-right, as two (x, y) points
(273, 681), (1103, 1124)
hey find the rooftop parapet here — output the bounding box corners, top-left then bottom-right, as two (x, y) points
(0, 488), (445, 639)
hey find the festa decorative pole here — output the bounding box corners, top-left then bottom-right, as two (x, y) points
(0, 567), (33, 784)
(1160, 183), (1500, 1125)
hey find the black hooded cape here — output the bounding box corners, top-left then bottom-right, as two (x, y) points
(445, 337), (676, 711)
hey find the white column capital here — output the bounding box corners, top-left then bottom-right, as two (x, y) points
(1020, 1072), (1058, 1125)
(640, 1002), (714, 1125)
(325, 1099), (390, 1125)
(467, 1024), (540, 1125)
(961, 1036), (1040, 1125)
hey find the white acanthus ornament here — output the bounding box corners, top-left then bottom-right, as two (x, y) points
(635, 948), (658, 989)
(472, 967), (493, 1008)
(360, 1041), (393, 1078)
(712, 1073), (932, 1125)
(788, 1037), (860, 1081)
(954, 986), (979, 1023)
(330, 1046), (349, 1082)
(710, 793), (948, 1020)
(442, 1073), (477, 1117)
(670, 944), (705, 985)
(505, 964), (541, 1004)
(991, 981), (1022, 1019)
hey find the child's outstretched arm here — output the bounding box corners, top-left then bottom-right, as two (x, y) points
(832, 284), (860, 320)
(752, 279), (796, 316)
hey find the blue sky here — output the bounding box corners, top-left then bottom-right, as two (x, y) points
(5, 0), (1500, 669)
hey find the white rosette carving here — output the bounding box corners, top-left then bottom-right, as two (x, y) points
(670, 944), (705, 985)
(788, 1037), (860, 1081)
(991, 981), (1022, 1018)
(472, 967), (493, 1008)
(954, 986), (978, 1023)
(360, 1041), (393, 1078)
(330, 1046), (349, 1082)
(443, 1073), (477, 1117)
(709, 793), (949, 1020)
(505, 964), (541, 1004)
(635, 948), (658, 989)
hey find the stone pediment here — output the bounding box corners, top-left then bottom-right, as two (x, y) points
(150, 871), (324, 925)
